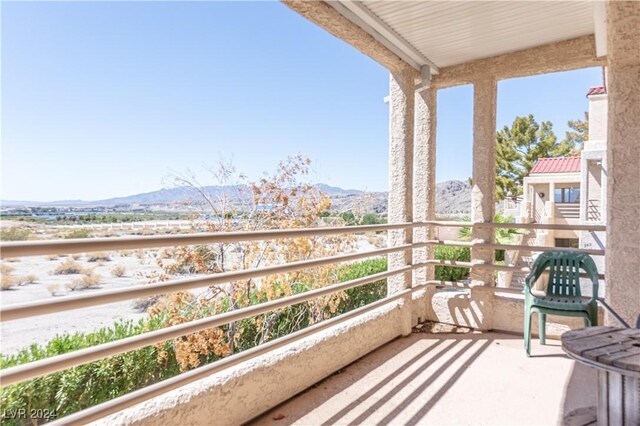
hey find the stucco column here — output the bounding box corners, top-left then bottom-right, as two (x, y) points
(413, 87), (437, 288)
(388, 67), (415, 336)
(466, 77), (497, 331)
(470, 78), (497, 285)
(604, 1), (640, 327)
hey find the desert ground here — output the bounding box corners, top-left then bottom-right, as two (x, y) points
(0, 221), (383, 355)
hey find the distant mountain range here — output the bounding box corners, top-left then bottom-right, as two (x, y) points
(1, 181), (472, 214)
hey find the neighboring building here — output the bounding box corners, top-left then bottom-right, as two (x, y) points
(519, 85), (607, 271)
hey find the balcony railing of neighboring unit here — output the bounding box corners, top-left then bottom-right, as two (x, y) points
(0, 221), (606, 425)
(587, 199), (602, 221)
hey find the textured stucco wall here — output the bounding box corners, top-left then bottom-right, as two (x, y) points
(492, 293), (604, 337)
(387, 68), (416, 335)
(470, 78), (497, 297)
(425, 287), (603, 337)
(97, 303), (406, 426)
(604, 1), (640, 327)
(588, 94), (608, 142)
(413, 88), (437, 289)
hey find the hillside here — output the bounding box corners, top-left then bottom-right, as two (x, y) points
(1, 181), (472, 215)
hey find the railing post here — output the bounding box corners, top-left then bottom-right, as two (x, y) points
(469, 77), (497, 330)
(388, 67), (416, 336)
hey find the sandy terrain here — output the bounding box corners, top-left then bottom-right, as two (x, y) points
(1, 252), (164, 354)
(0, 228), (384, 355)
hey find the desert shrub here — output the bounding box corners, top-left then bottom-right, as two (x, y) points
(46, 254), (60, 261)
(87, 252), (111, 262)
(434, 246), (471, 281)
(0, 319), (178, 425)
(334, 258), (388, 314)
(0, 266), (18, 289)
(65, 229), (92, 239)
(0, 227), (31, 241)
(46, 284), (63, 296)
(360, 213), (387, 225)
(1, 264), (15, 275)
(1, 274), (17, 290)
(458, 212), (523, 262)
(67, 274), (101, 291)
(165, 245), (217, 275)
(0, 257), (392, 423)
(16, 274), (38, 285)
(339, 211), (357, 225)
(111, 265), (126, 277)
(53, 259), (87, 275)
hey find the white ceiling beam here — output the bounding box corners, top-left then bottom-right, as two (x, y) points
(415, 66), (432, 92)
(328, 0), (439, 74)
(593, 1), (607, 57)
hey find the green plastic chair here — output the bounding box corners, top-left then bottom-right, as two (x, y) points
(524, 249), (599, 356)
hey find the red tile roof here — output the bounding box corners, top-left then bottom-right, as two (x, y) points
(529, 157), (581, 174)
(587, 85), (606, 96)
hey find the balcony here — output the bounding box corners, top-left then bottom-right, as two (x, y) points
(0, 221), (607, 425)
(1, 1), (639, 425)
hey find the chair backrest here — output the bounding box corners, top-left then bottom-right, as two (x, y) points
(526, 250), (599, 298)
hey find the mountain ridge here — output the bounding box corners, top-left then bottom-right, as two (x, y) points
(1, 181), (471, 214)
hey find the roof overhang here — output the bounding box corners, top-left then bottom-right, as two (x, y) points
(328, 1), (605, 71)
(281, 1), (608, 89)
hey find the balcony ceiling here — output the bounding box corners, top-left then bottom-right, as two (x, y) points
(329, 1), (600, 72)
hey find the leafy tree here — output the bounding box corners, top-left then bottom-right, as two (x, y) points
(495, 115), (573, 200)
(561, 111), (589, 155)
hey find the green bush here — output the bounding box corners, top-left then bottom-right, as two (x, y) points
(0, 318), (177, 425)
(434, 246), (471, 281)
(65, 229), (92, 239)
(360, 213), (387, 225)
(335, 257), (388, 313)
(0, 259), (389, 424)
(458, 212), (522, 262)
(0, 227), (31, 241)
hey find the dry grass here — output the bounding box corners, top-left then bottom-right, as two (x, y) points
(47, 284), (63, 296)
(111, 265), (126, 277)
(71, 253), (82, 260)
(16, 274), (39, 285)
(87, 252), (111, 262)
(1, 264), (15, 275)
(53, 259), (87, 275)
(1, 274), (17, 290)
(67, 273), (102, 291)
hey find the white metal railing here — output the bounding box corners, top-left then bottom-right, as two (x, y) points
(0, 220), (606, 425)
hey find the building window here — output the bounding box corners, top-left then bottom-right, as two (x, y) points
(554, 187), (580, 203)
(555, 238), (579, 248)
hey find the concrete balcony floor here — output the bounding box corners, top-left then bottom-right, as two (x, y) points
(251, 330), (596, 425)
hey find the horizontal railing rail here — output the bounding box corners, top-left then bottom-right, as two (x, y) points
(1, 242), (426, 322)
(0, 263), (425, 386)
(48, 285), (425, 426)
(0, 219), (608, 425)
(0, 223), (416, 259)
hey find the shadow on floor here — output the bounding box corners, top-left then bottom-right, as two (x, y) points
(249, 333), (522, 425)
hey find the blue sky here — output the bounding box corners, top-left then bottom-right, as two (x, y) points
(1, 1), (603, 201)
